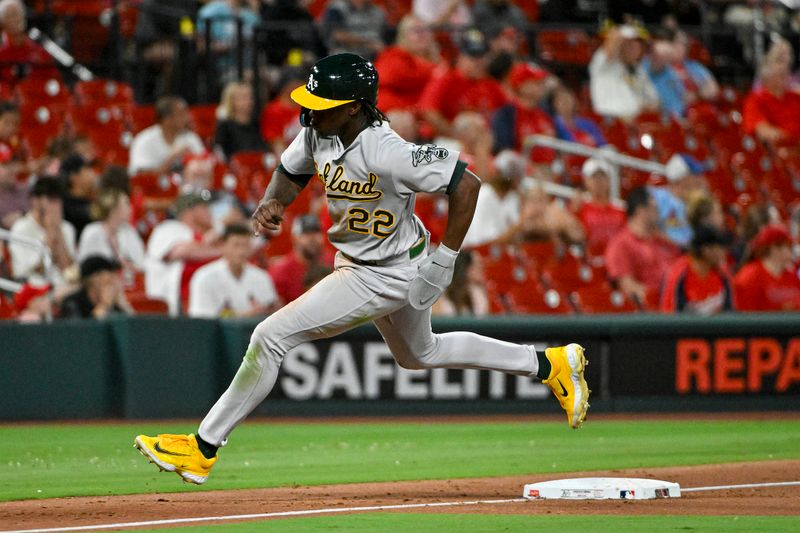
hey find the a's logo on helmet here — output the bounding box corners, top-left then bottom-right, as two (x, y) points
(306, 74), (318, 92)
(412, 144), (449, 167)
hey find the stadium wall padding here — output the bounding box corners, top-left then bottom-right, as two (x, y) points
(1, 314), (798, 420)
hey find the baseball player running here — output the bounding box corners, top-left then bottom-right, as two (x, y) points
(135, 53), (589, 485)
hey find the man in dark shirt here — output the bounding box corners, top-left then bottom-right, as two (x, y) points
(60, 255), (130, 319)
(60, 154), (98, 238)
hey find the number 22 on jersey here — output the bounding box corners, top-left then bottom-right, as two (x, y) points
(347, 208), (396, 238)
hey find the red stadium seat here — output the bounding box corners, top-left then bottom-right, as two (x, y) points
(0, 292), (15, 319)
(570, 283), (638, 313)
(130, 171), (180, 201)
(128, 105), (156, 134)
(19, 102), (68, 157)
(70, 104), (132, 165)
(189, 104), (218, 147)
(536, 30), (597, 66)
(229, 151), (275, 206)
(505, 284), (573, 315)
(74, 79), (134, 108)
(16, 77), (71, 109)
(126, 293), (169, 315)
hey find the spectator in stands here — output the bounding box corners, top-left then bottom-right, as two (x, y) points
(132, 0), (197, 103)
(485, 26), (525, 60)
(743, 61), (800, 145)
(321, 0), (387, 61)
(412, 0), (471, 29)
(9, 176), (75, 287)
(128, 96), (206, 175)
(59, 255), (132, 319)
(650, 153), (706, 249)
(260, 67), (305, 155)
(419, 29), (507, 137)
(374, 15), (438, 113)
(642, 34), (686, 118)
(431, 250), (489, 316)
(213, 81), (267, 160)
(589, 25), (659, 120)
(448, 111), (494, 178)
(472, 1), (528, 43)
(732, 201), (776, 269)
(734, 224), (800, 311)
(145, 191), (222, 315)
(574, 157), (626, 256)
(0, 101), (21, 165)
(60, 154), (98, 239)
(605, 186), (680, 309)
(670, 29), (719, 105)
(757, 38), (800, 91)
(189, 223), (278, 318)
(0, 0), (59, 88)
(269, 214), (331, 304)
(463, 149), (524, 247)
(13, 281), (50, 323)
(492, 62), (556, 166)
(77, 188), (145, 274)
(181, 153), (249, 230)
(660, 224), (734, 314)
(197, 0), (261, 84)
(686, 191), (726, 232)
(551, 86), (607, 148)
(99, 165), (130, 194)
(515, 183), (585, 246)
(259, 0), (326, 66)
(385, 110), (420, 143)
(0, 151), (26, 229)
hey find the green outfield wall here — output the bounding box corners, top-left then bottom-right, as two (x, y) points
(1, 314), (798, 420)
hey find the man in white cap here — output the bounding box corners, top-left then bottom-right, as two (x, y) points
(650, 153), (706, 248)
(589, 24), (659, 119)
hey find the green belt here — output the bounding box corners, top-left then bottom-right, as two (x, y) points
(342, 235), (427, 266)
(408, 235), (427, 259)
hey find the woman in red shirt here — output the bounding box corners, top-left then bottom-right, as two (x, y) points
(734, 224), (800, 311)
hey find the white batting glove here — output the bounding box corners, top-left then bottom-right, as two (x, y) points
(408, 244), (459, 310)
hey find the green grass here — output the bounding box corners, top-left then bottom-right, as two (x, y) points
(143, 514), (800, 532)
(1, 420), (799, 502)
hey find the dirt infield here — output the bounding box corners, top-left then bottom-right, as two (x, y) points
(2, 460), (799, 530)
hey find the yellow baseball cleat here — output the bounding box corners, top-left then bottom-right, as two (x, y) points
(134, 433), (217, 485)
(543, 343), (590, 429)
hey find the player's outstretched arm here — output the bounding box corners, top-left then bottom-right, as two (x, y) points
(408, 170), (480, 310)
(252, 168), (303, 235)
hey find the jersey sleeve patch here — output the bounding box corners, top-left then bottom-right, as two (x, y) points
(412, 144), (450, 167)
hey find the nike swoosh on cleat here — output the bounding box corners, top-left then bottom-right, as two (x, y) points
(556, 379), (569, 397)
(154, 442), (191, 457)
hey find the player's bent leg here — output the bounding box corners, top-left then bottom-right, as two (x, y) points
(373, 304), (537, 375)
(196, 262), (404, 455)
(542, 344), (590, 429)
(375, 305), (590, 429)
(134, 433), (216, 485)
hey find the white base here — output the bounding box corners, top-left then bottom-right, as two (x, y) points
(523, 477), (681, 500)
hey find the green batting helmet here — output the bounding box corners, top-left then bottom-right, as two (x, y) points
(291, 53), (379, 111)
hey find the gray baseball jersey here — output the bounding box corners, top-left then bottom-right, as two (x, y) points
(280, 122), (467, 261)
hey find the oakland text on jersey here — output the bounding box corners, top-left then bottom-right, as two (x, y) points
(318, 161), (383, 202)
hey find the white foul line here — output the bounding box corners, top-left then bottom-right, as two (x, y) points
(682, 480), (800, 493)
(0, 498), (526, 533)
(3, 480), (800, 533)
